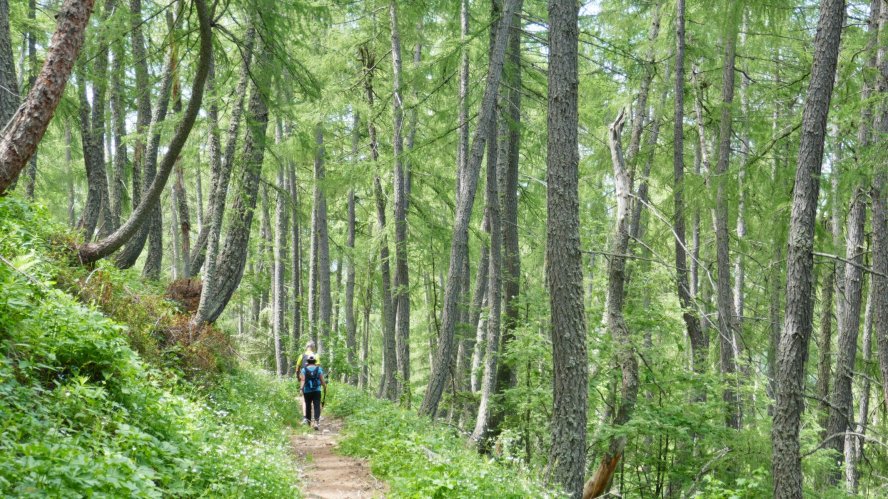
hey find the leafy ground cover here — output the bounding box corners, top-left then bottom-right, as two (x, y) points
(327, 383), (559, 498)
(0, 196), (300, 497)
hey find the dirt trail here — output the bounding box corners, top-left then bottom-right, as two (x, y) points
(291, 417), (388, 498)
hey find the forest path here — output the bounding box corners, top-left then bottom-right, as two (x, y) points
(291, 417), (388, 498)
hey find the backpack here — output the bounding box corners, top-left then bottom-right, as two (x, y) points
(304, 366), (321, 391)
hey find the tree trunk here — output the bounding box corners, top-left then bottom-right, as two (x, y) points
(113, 0), (151, 267)
(816, 258), (835, 432)
(825, 188), (867, 482)
(313, 124), (332, 354)
(374, 175), (399, 401)
(845, 270), (873, 494)
(712, 1), (742, 430)
(0, 0), (18, 128)
(273, 154), (289, 376)
(188, 28), (257, 276)
(546, 1), (586, 496)
(79, 0), (211, 265)
(490, 0), (523, 439)
(389, 0), (411, 396)
(771, 1), (845, 496)
(584, 110), (636, 499)
(289, 146), (302, 369)
(673, 0), (706, 378)
(66, 124), (76, 226)
(22, 0), (37, 198)
(192, 57), (269, 325)
(419, 0), (519, 418)
(345, 115), (359, 384)
(868, 0), (888, 437)
(110, 34), (127, 224)
(169, 184), (181, 278)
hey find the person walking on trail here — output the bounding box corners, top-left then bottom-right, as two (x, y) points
(296, 341), (319, 424)
(296, 340), (319, 370)
(300, 355), (327, 430)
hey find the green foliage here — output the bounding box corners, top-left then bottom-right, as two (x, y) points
(0, 197), (299, 497)
(328, 384), (560, 498)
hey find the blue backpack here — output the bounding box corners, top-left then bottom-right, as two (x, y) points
(304, 366), (321, 391)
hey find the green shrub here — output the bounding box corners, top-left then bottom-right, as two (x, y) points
(327, 384), (561, 498)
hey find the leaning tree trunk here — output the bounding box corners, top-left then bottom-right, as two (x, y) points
(113, 46), (174, 266)
(112, 0), (152, 267)
(2, 0), (92, 198)
(0, 0), (18, 128)
(672, 0), (706, 378)
(471, 56), (504, 444)
(389, 0), (411, 397)
(546, 1), (587, 497)
(489, 0), (523, 440)
(419, 0), (519, 418)
(825, 188), (867, 483)
(78, 0), (211, 264)
(188, 27), (256, 276)
(192, 63), (269, 325)
(584, 109), (636, 499)
(771, 1), (845, 497)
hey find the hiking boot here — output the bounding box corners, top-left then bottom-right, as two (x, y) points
(301, 418), (309, 426)
(312, 420), (320, 431)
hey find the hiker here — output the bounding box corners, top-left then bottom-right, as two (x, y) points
(300, 354), (327, 430)
(296, 341), (319, 421)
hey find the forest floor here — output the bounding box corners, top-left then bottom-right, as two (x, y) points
(291, 417), (388, 498)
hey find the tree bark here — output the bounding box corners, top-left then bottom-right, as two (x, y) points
(192, 56), (269, 325)
(114, 44), (175, 267)
(188, 27), (256, 279)
(112, 0), (151, 267)
(374, 175), (399, 401)
(420, 0), (519, 419)
(0, 0), (18, 129)
(273, 150), (289, 376)
(79, 0), (211, 265)
(845, 269), (873, 494)
(389, 0), (411, 396)
(673, 0), (706, 377)
(816, 257), (835, 432)
(584, 109), (637, 499)
(288, 150), (302, 369)
(712, 1), (742, 430)
(825, 188), (867, 482)
(313, 124), (332, 354)
(490, 0), (523, 439)
(472, 22), (505, 439)
(771, 1), (845, 496)
(546, 1), (586, 497)
(345, 115), (359, 384)
(110, 33), (127, 224)
(870, 0), (888, 429)
(22, 0), (37, 198)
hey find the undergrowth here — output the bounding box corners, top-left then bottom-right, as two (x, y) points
(0, 196), (299, 497)
(327, 384), (561, 498)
